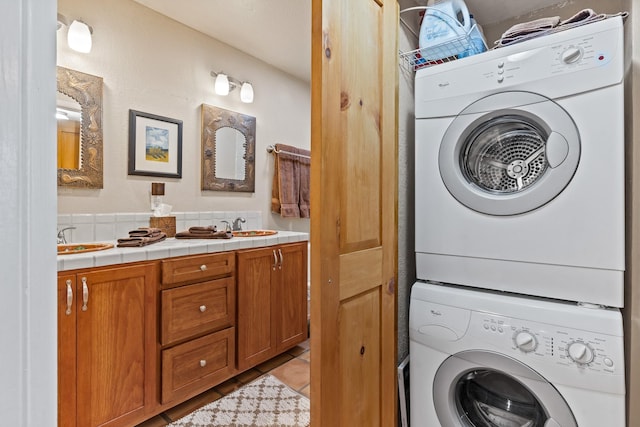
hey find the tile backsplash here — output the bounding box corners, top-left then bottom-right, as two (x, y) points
(57, 211), (263, 243)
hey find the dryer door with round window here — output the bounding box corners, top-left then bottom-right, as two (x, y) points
(439, 91), (580, 216)
(433, 350), (578, 427)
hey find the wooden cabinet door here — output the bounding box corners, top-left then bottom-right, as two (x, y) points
(275, 242), (308, 351)
(58, 274), (77, 427)
(75, 263), (158, 427)
(236, 247), (278, 371)
(311, 0), (399, 425)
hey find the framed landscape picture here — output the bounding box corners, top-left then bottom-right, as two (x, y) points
(128, 110), (183, 178)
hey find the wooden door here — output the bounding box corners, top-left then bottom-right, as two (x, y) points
(58, 274), (77, 427)
(236, 247), (278, 370)
(275, 242), (309, 351)
(75, 263), (157, 427)
(311, 0), (398, 426)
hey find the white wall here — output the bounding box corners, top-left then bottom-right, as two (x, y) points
(1, 0), (58, 425)
(57, 0), (311, 233)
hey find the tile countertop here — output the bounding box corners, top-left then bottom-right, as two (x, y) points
(57, 231), (309, 272)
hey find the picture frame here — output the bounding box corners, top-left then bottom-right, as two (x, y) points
(128, 110), (183, 178)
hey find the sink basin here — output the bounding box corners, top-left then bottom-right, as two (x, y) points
(232, 230), (278, 237)
(57, 243), (114, 255)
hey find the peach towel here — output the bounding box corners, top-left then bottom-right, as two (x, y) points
(271, 143), (311, 218)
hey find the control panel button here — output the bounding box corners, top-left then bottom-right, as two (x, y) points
(514, 331), (537, 352)
(497, 76), (504, 83)
(567, 341), (594, 364)
(603, 357), (614, 368)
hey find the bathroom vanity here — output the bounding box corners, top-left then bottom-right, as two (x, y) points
(57, 233), (308, 427)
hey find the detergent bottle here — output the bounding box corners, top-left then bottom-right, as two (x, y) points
(458, 14), (487, 58)
(418, 0), (471, 61)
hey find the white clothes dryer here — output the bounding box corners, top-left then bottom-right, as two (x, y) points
(409, 282), (625, 427)
(414, 17), (625, 307)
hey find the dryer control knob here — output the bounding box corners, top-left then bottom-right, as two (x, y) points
(561, 47), (583, 64)
(567, 341), (594, 364)
(514, 331), (537, 352)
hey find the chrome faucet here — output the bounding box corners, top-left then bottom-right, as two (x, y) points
(232, 217), (246, 231)
(57, 226), (76, 244)
(220, 220), (232, 232)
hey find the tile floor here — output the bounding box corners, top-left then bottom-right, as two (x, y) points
(137, 339), (311, 427)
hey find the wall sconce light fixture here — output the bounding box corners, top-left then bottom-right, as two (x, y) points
(210, 71), (254, 103)
(240, 82), (254, 103)
(214, 72), (230, 96)
(57, 13), (93, 53)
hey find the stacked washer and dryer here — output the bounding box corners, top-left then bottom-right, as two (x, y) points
(409, 16), (626, 427)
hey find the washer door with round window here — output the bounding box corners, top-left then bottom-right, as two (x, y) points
(439, 91), (580, 216)
(433, 350), (577, 427)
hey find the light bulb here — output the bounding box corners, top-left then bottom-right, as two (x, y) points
(215, 73), (230, 96)
(67, 20), (92, 53)
(240, 82), (254, 103)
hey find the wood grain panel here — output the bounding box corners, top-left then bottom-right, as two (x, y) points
(162, 252), (234, 287)
(161, 328), (235, 404)
(276, 243), (309, 350)
(161, 277), (235, 345)
(339, 0), (383, 253)
(339, 247), (382, 300)
(76, 263), (157, 427)
(339, 289), (381, 427)
(236, 247), (278, 370)
(58, 274), (77, 427)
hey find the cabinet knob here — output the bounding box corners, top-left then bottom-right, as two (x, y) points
(200, 359), (207, 367)
(200, 264), (207, 271)
(199, 305), (207, 313)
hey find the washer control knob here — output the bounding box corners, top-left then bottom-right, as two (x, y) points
(567, 341), (594, 364)
(561, 47), (582, 64)
(514, 331), (537, 352)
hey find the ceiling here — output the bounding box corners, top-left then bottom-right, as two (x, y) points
(134, 0), (565, 83)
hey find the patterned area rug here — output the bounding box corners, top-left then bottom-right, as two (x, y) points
(168, 374), (310, 427)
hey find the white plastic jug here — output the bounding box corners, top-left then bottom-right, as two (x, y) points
(418, 0), (471, 60)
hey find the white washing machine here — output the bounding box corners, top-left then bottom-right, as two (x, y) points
(414, 17), (625, 307)
(409, 282), (625, 427)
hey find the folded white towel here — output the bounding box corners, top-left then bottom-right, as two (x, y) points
(501, 16), (560, 38)
(560, 8), (597, 25)
(494, 10), (628, 49)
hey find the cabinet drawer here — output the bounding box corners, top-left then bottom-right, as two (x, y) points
(161, 277), (235, 345)
(162, 252), (234, 287)
(161, 328), (236, 404)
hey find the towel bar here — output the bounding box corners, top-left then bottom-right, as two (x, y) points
(267, 144), (311, 159)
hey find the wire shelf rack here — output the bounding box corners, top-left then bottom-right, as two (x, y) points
(399, 6), (487, 73)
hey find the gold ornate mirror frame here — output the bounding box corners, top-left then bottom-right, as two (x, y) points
(201, 104), (256, 192)
(57, 66), (104, 188)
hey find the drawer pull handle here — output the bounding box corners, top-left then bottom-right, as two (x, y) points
(200, 359), (207, 367)
(65, 280), (73, 315)
(200, 264), (207, 271)
(272, 250), (278, 271)
(81, 277), (89, 312)
(199, 305), (207, 313)
(278, 249), (283, 270)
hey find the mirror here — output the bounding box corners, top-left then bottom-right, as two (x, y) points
(201, 104), (256, 192)
(57, 66), (104, 188)
(214, 127), (246, 180)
